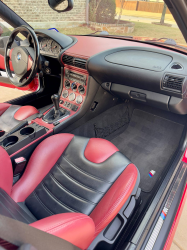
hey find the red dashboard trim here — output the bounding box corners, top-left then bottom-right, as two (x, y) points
(34, 65), (89, 130)
(65, 36), (162, 59)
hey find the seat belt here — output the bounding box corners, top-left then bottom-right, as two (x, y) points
(0, 214), (80, 250)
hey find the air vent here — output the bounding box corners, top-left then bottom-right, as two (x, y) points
(74, 58), (87, 69)
(171, 63), (183, 70)
(62, 55), (74, 65)
(62, 54), (87, 69)
(162, 74), (185, 93)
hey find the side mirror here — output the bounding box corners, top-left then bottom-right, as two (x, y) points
(48, 0), (73, 12)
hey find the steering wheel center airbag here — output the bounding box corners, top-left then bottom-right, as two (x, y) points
(11, 47), (28, 76)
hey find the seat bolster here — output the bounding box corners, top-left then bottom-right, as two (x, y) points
(30, 213), (95, 250)
(11, 134), (74, 203)
(90, 163), (138, 237)
(0, 147), (13, 195)
(84, 138), (119, 163)
(0, 103), (11, 116)
(14, 106), (39, 121)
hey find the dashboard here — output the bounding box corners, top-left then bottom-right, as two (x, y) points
(30, 30), (187, 116)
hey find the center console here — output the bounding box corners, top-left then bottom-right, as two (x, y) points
(0, 63), (89, 182)
(0, 123), (48, 155)
(34, 66), (88, 130)
(61, 69), (87, 112)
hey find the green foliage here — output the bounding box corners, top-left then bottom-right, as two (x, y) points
(89, 0), (116, 24)
(0, 24), (11, 37)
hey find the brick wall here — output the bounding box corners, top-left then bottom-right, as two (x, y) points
(1, 0), (87, 27)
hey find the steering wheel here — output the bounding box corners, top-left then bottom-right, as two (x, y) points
(5, 25), (40, 87)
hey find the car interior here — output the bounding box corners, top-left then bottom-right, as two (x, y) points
(0, 1), (187, 249)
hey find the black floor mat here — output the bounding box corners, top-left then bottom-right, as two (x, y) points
(72, 103), (131, 138)
(111, 109), (184, 192)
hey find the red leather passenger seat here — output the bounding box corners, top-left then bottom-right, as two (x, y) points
(0, 134), (140, 249)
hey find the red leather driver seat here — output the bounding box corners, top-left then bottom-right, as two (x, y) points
(0, 134), (140, 249)
(0, 103), (39, 135)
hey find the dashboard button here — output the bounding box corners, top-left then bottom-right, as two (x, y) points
(72, 105), (78, 112)
(45, 67), (51, 74)
(62, 90), (69, 98)
(130, 91), (146, 101)
(69, 92), (76, 101)
(76, 95), (83, 104)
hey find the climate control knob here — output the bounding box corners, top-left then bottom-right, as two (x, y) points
(69, 92), (76, 102)
(71, 82), (77, 92)
(65, 80), (71, 89)
(78, 85), (85, 95)
(62, 90), (68, 98)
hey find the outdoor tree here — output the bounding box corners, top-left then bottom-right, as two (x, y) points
(89, 0), (102, 22)
(117, 0), (126, 24)
(160, 3), (167, 25)
(96, 0), (116, 24)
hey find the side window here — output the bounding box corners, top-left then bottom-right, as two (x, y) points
(0, 19), (38, 103)
(0, 22), (12, 37)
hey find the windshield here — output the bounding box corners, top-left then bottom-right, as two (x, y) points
(1, 0), (186, 47)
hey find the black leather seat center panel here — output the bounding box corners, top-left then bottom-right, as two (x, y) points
(0, 188), (36, 224)
(0, 105), (20, 132)
(25, 136), (131, 220)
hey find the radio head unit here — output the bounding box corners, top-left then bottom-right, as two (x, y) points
(65, 69), (87, 85)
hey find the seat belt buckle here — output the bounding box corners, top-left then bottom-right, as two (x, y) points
(14, 157), (27, 175)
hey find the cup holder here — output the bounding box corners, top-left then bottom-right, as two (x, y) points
(0, 131), (5, 137)
(20, 127), (35, 136)
(3, 136), (19, 148)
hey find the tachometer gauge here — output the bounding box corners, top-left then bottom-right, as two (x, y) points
(51, 41), (60, 54)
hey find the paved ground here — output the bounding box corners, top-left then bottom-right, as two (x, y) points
(0, 85), (186, 249)
(116, 9), (178, 28)
(0, 86), (29, 103)
(170, 199), (187, 250)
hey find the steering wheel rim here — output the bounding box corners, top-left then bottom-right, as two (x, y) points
(5, 25), (40, 87)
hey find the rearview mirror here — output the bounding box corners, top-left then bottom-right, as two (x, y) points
(48, 0), (73, 12)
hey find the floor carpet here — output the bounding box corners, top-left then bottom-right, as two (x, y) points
(111, 109), (184, 192)
(72, 105), (184, 192)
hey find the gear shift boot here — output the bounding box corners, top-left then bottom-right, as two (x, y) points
(42, 107), (70, 124)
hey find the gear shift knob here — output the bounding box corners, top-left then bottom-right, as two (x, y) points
(51, 94), (60, 114)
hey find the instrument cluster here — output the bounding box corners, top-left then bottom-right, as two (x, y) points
(39, 37), (62, 56)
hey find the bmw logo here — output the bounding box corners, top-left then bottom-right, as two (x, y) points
(17, 53), (21, 60)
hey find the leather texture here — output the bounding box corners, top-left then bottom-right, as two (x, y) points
(0, 104), (39, 132)
(90, 163), (138, 237)
(11, 134), (74, 202)
(30, 213), (95, 250)
(14, 106), (39, 121)
(0, 133), (140, 248)
(24, 135), (131, 220)
(84, 138), (119, 163)
(0, 105), (21, 132)
(0, 146), (13, 195)
(0, 188), (36, 224)
(0, 103), (11, 116)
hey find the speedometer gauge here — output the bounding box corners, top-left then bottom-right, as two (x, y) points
(40, 38), (51, 52)
(51, 41), (60, 54)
